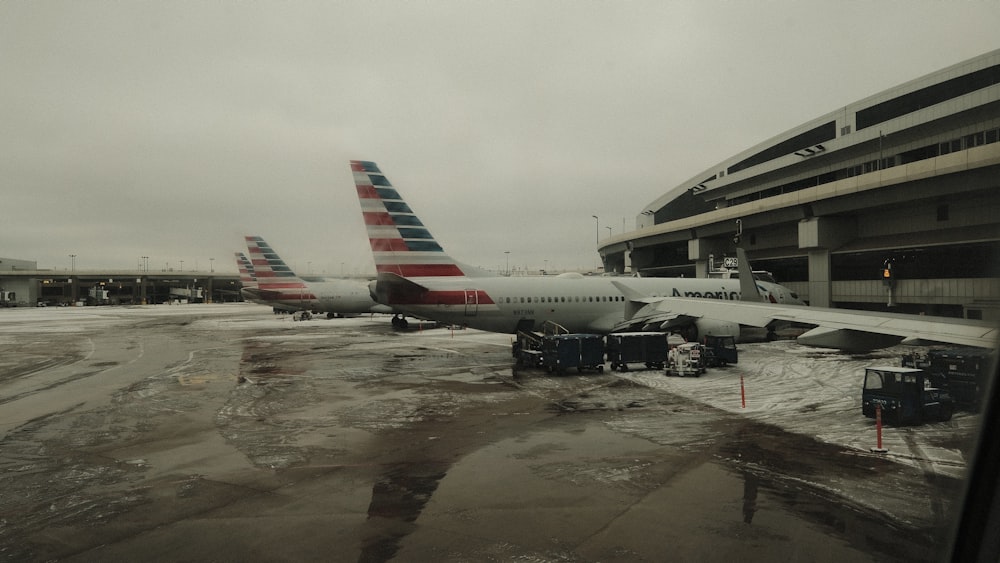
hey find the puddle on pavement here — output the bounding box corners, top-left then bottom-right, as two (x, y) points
(355, 417), (946, 562)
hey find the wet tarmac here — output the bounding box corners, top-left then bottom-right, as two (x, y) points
(0, 304), (976, 562)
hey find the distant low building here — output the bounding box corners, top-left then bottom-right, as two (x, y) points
(0, 257), (38, 306)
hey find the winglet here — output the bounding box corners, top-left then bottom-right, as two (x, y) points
(736, 248), (765, 302)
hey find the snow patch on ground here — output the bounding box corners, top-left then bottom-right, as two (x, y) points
(619, 340), (977, 477)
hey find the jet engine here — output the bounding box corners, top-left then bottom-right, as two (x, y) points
(795, 327), (904, 352)
(671, 318), (740, 342)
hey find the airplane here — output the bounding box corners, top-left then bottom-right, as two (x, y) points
(612, 248), (998, 351)
(235, 250), (301, 312)
(240, 235), (392, 317)
(350, 160), (804, 337)
(236, 251), (258, 292)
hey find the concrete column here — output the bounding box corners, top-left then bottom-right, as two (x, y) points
(688, 238), (728, 278)
(807, 249), (833, 307)
(798, 217), (856, 308)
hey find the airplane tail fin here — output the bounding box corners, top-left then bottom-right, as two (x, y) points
(235, 251), (258, 289)
(350, 160), (488, 278)
(244, 236), (316, 301)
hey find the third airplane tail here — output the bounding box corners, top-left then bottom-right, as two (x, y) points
(350, 160), (488, 279)
(235, 251), (257, 290)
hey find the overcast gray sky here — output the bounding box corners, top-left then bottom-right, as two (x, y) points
(2, 2), (997, 275)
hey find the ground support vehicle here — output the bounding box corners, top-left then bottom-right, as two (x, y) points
(861, 366), (954, 425)
(541, 334), (605, 375)
(606, 332), (668, 371)
(512, 330), (545, 369)
(666, 342), (705, 377)
(903, 348), (994, 409)
(900, 351), (932, 370)
(702, 335), (738, 367)
(0, 290), (21, 307)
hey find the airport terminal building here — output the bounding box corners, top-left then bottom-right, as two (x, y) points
(600, 49), (1000, 320)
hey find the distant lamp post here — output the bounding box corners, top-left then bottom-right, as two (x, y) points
(592, 215), (599, 245)
(69, 254), (76, 272)
(504, 251), (510, 276)
(209, 257), (215, 273)
(606, 226), (612, 239)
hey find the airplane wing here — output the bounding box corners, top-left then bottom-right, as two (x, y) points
(611, 308), (699, 333)
(611, 281), (998, 350)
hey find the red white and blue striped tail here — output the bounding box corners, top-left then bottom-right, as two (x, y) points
(244, 236), (316, 301)
(351, 160), (487, 278)
(235, 251), (257, 289)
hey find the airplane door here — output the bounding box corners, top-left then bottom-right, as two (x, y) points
(464, 289), (478, 316)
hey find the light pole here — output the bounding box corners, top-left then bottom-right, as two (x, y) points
(606, 226), (612, 239)
(210, 258), (215, 273)
(504, 251), (510, 276)
(69, 254), (76, 272)
(592, 215), (599, 245)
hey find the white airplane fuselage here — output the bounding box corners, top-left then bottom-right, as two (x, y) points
(248, 277), (391, 315)
(381, 272), (800, 334)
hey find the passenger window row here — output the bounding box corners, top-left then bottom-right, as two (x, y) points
(502, 296), (624, 304)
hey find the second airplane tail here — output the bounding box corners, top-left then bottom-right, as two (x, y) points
(351, 160), (488, 278)
(245, 235), (316, 301)
(235, 251), (258, 289)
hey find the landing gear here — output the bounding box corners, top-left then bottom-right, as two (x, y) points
(391, 314), (409, 330)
